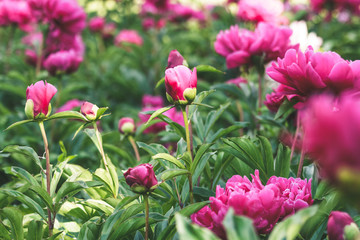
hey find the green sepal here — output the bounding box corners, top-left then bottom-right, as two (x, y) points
(25, 99), (34, 119)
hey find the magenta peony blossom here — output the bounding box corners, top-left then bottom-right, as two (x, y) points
(165, 65), (197, 105)
(214, 23), (294, 69)
(142, 94), (164, 108)
(25, 80), (57, 119)
(43, 50), (83, 76)
(80, 101), (99, 121)
(124, 163), (158, 193)
(88, 17), (105, 33)
(237, 0), (285, 24)
(168, 3), (205, 23)
(44, 0), (86, 35)
(0, 0), (33, 31)
(118, 117), (136, 134)
(167, 50), (185, 69)
(311, 0), (360, 16)
(192, 170), (286, 238)
(114, 30), (143, 47)
(226, 77), (248, 88)
(56, 99), (83, 112)
(301, 94), (360, 182)
(267, 176), (313, 219)
(266, 47), (360, 110)
(327, 211), (356, 240)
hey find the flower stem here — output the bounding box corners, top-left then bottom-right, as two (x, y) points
(181, 106), (194, 204)
(258, 73), (263, 110)
(93, 122), (109, 171)
(38, 121), (53, 237)
(173, 178), (183, 209)
(235, 100), (244, 136)
(128, 135), (140, 161)
(144, 194), (149, 240)
(290, 114), (301, 163)
(297, 147), (305, 178)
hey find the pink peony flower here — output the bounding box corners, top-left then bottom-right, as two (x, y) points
(266, 47), (360, 109)
(165, 65), (197, 105)
(327, 211), (356, 240)
(168, 3), (205, 23)
(118, 117), (136, 134)
(25, 80), (57, 119)
(301, 94), (360, 182)
(124, 163), (158, 193)
(88, 16), (105, 33)
(0, 0), (33, 31)
(142, 94), (163, 108)
(80, 101), (99, 121)
(44, 0), (86, 35)
(45, 31), (85, 56)
(114, 30), (143, 47)
(192, 170), (286, 238)
(226, 77), (248, 88)
(237, 0), (285, 24)
(214, 23), (294, 69)
(43, 50), (83, 76)
(167, 50), (185, 69)
(56, 99), (83, 112)
(102, 22), (116, 39)
(311, 0), (360, 15)
(267, 176), (313, 219)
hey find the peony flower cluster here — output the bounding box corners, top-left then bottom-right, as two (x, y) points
(88, 16), (116, 39)
(265, 46), (360, 111)
(214, 23), (295, 69)
(21, 0), (86, 75)
(236, 0), (286, 25)
(138, 95), (184, 134)
(310, 0), (360, 17)
(301, 94), (360, 182)
(0, 0), (33, 31)
(192, 170), (312, 239)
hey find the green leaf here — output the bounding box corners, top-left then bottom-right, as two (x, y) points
(258, 136), (274, 177)
(207, 122), (249, 143)
(269, 205), (319, 240)
(5, 119), (34, 130)
(274, 99), (296, 120)
(84, 128), (102, 154)
(195, 65), (224, 74)
(78, 217), (102, 240)
(169, 201), (210, 225)
(176, 214), (220, 240)
(0, 189), (46, 221)
(50, 156), (73, 197)
(46, 111), (88, 121)
(94, 168), (117, 197)
(81, 199), (114, 215)
(274, 144), (291, 178)
(190, 102), (214, 108)
(144, 105), (175, 125)
(72, 123), (87, 140)
(191, 144), (213, 174)
(153, 153), (186, 169)
(3, 166), (40, 187)
(204, 102), (231, 139)
(161, 169), (190, 181)
(96, 107), (109, 119)
(27, 220), (43, 240)
(188, 90), (216, 120)
(1, 145), (43, 170)
(155, 77), (165, 89)
(157, 114), (186, 139)
(0, 221), (11, 240)
(1, 207), (23, 240)
(223, 209), (259, 240)
(108, 162), (119, 198)
(29, 185), (54, 213)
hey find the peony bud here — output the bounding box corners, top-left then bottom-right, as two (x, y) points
(164, 65), (197, 105)
(328, 211), (357, 240)
(118, 117), (136, 134)
(166, 50), (187, 69)
(25, 81), (57, 119)
(81, 101), (99, 121)
(123, 163), (158, 193)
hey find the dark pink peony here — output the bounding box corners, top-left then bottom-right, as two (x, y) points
(165, 65), (197, 105)
(301, 94), (360, 182)
(118, 117), (136, 134)
(167, 50), (185, 69)
(266, 47), (360, 110)
(142, 94), (163, 108)
(311, 0), (360, 15)
(45, 30), (85, 56)
(43, 50), (83, 76)
(327, 211), (356, 240)
(123, 163), (158, 193)
(226, 77), (248, 88)
(237, 0), (285, 24)
(44, 0), (86, 35)
(80, 101), (99, 121)
(168, 3), (205, 23)
(0, 0), (33, 31)
(114, 30), (143, 47)
(214, 23), (294, 69)
(25, 80), (57, 119)
(56, 99), (83, 112)
(88, 17), (105, 33)
(267, 176), (313, 219)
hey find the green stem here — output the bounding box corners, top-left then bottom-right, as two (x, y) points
(188, 175), (194, 204)
(93, 122), (109, 171)
(144, 194), (149, 240)
(38, 121), (53, 237)
(297, 146), (305, 178)
(128, 135), (140, 161)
